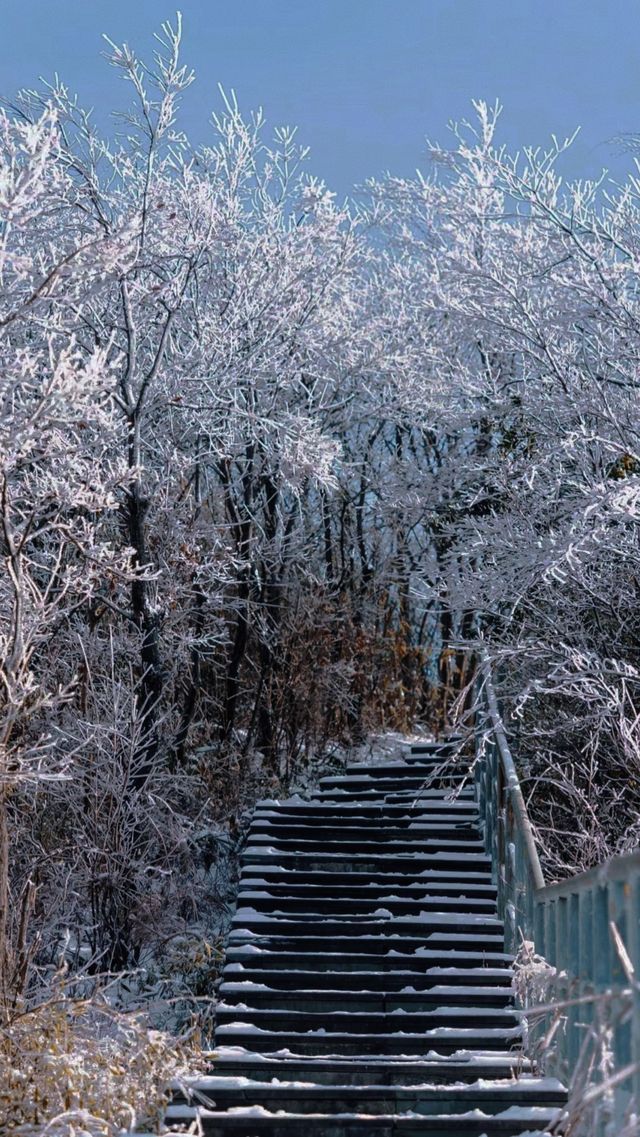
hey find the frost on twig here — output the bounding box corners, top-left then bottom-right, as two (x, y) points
(512, 936), (566, 1071)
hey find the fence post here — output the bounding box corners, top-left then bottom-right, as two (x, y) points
(578, 889), (594, 1059)
(628, 873), (640, 1126)
(609, 878), (633, 1128)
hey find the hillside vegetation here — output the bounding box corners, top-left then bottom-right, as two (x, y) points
(2, 17), (640, 1132)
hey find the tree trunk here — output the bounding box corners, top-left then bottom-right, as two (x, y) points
(125, 481), (164, 789)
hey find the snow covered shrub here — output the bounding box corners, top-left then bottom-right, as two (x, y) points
(0, 986), (198, 1135)
(551, 999), (633, 1137)
(512, 938), (637, 1136)
(140, 931), (225, 1036)
(512, 937), (566, 1070)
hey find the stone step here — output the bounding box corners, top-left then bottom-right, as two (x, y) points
(254, 802), (480, 817)
(406, 736), (461, 744)
(224, 949), (515, 971)
(230, 913), (503, 938)
(220, 967), (514, 991)
(237, 879), (498, 899)
(245, 836), (485, 855)
(218, 984), (514, 1011)
(234, 893), (497, 916)
(241, 852), (492, 872)
(343, 762), (470, 777)
(316, 791), (475, 800)
(174, 1078), (565, 1114)
(318, 776), (470, 792)
(313, 790), (475, 802)
(239, 866), (495, 885)
(249, 822), (480, 839)
(227, 933), (506, 954)
(409, 741), (463, 750)
(206, 1053), (532, 1085)
(212, 1025), (523, 1056)
(167, 1103), (560, 1136)
(251, 817), (482, 832)
(335, 778), (469, 792)
(215, 1005), (520, 1032)
(176, 736), (565, 1137)
(253, 805), (477, 818)
(233, 903), (500, 924)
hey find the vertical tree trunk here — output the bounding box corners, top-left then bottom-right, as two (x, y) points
(218, 445), (255, 744)
(173, 451), (206, 768)
(253, 473), (282, 768)
(125, 480), (164, 789)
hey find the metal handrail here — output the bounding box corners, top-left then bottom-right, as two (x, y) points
(480, 652), (545, 891)
(533, 850), (640, 1132)
(474, 650), (640, 1133)
(474, 650), (544, 951)
(539, 847), (640, 898)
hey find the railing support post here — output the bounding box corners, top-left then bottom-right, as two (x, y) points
(474, 648), (640, 1130)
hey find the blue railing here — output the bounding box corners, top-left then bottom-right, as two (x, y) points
(474, 653), (640, 1133)
(474, 655), (544, 953)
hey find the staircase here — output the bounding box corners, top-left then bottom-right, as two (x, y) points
(169, 741), (566, 1135)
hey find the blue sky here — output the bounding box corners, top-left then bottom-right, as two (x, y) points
(2, 1), (640, 195)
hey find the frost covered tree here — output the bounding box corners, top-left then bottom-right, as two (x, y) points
(0, 17), (412, 1008)
(366, 101), (640, 873)
(0, 101), (142, 1002)
(3, 13), (640, 1062)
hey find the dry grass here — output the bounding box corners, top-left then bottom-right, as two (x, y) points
(1, 986), (199, 1136)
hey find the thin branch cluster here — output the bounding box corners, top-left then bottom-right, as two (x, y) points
(2, 20), (640, 1132)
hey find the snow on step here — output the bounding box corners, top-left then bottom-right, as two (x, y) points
(165, 1103), (562, 1135)
(167, 741), (565, 1135)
